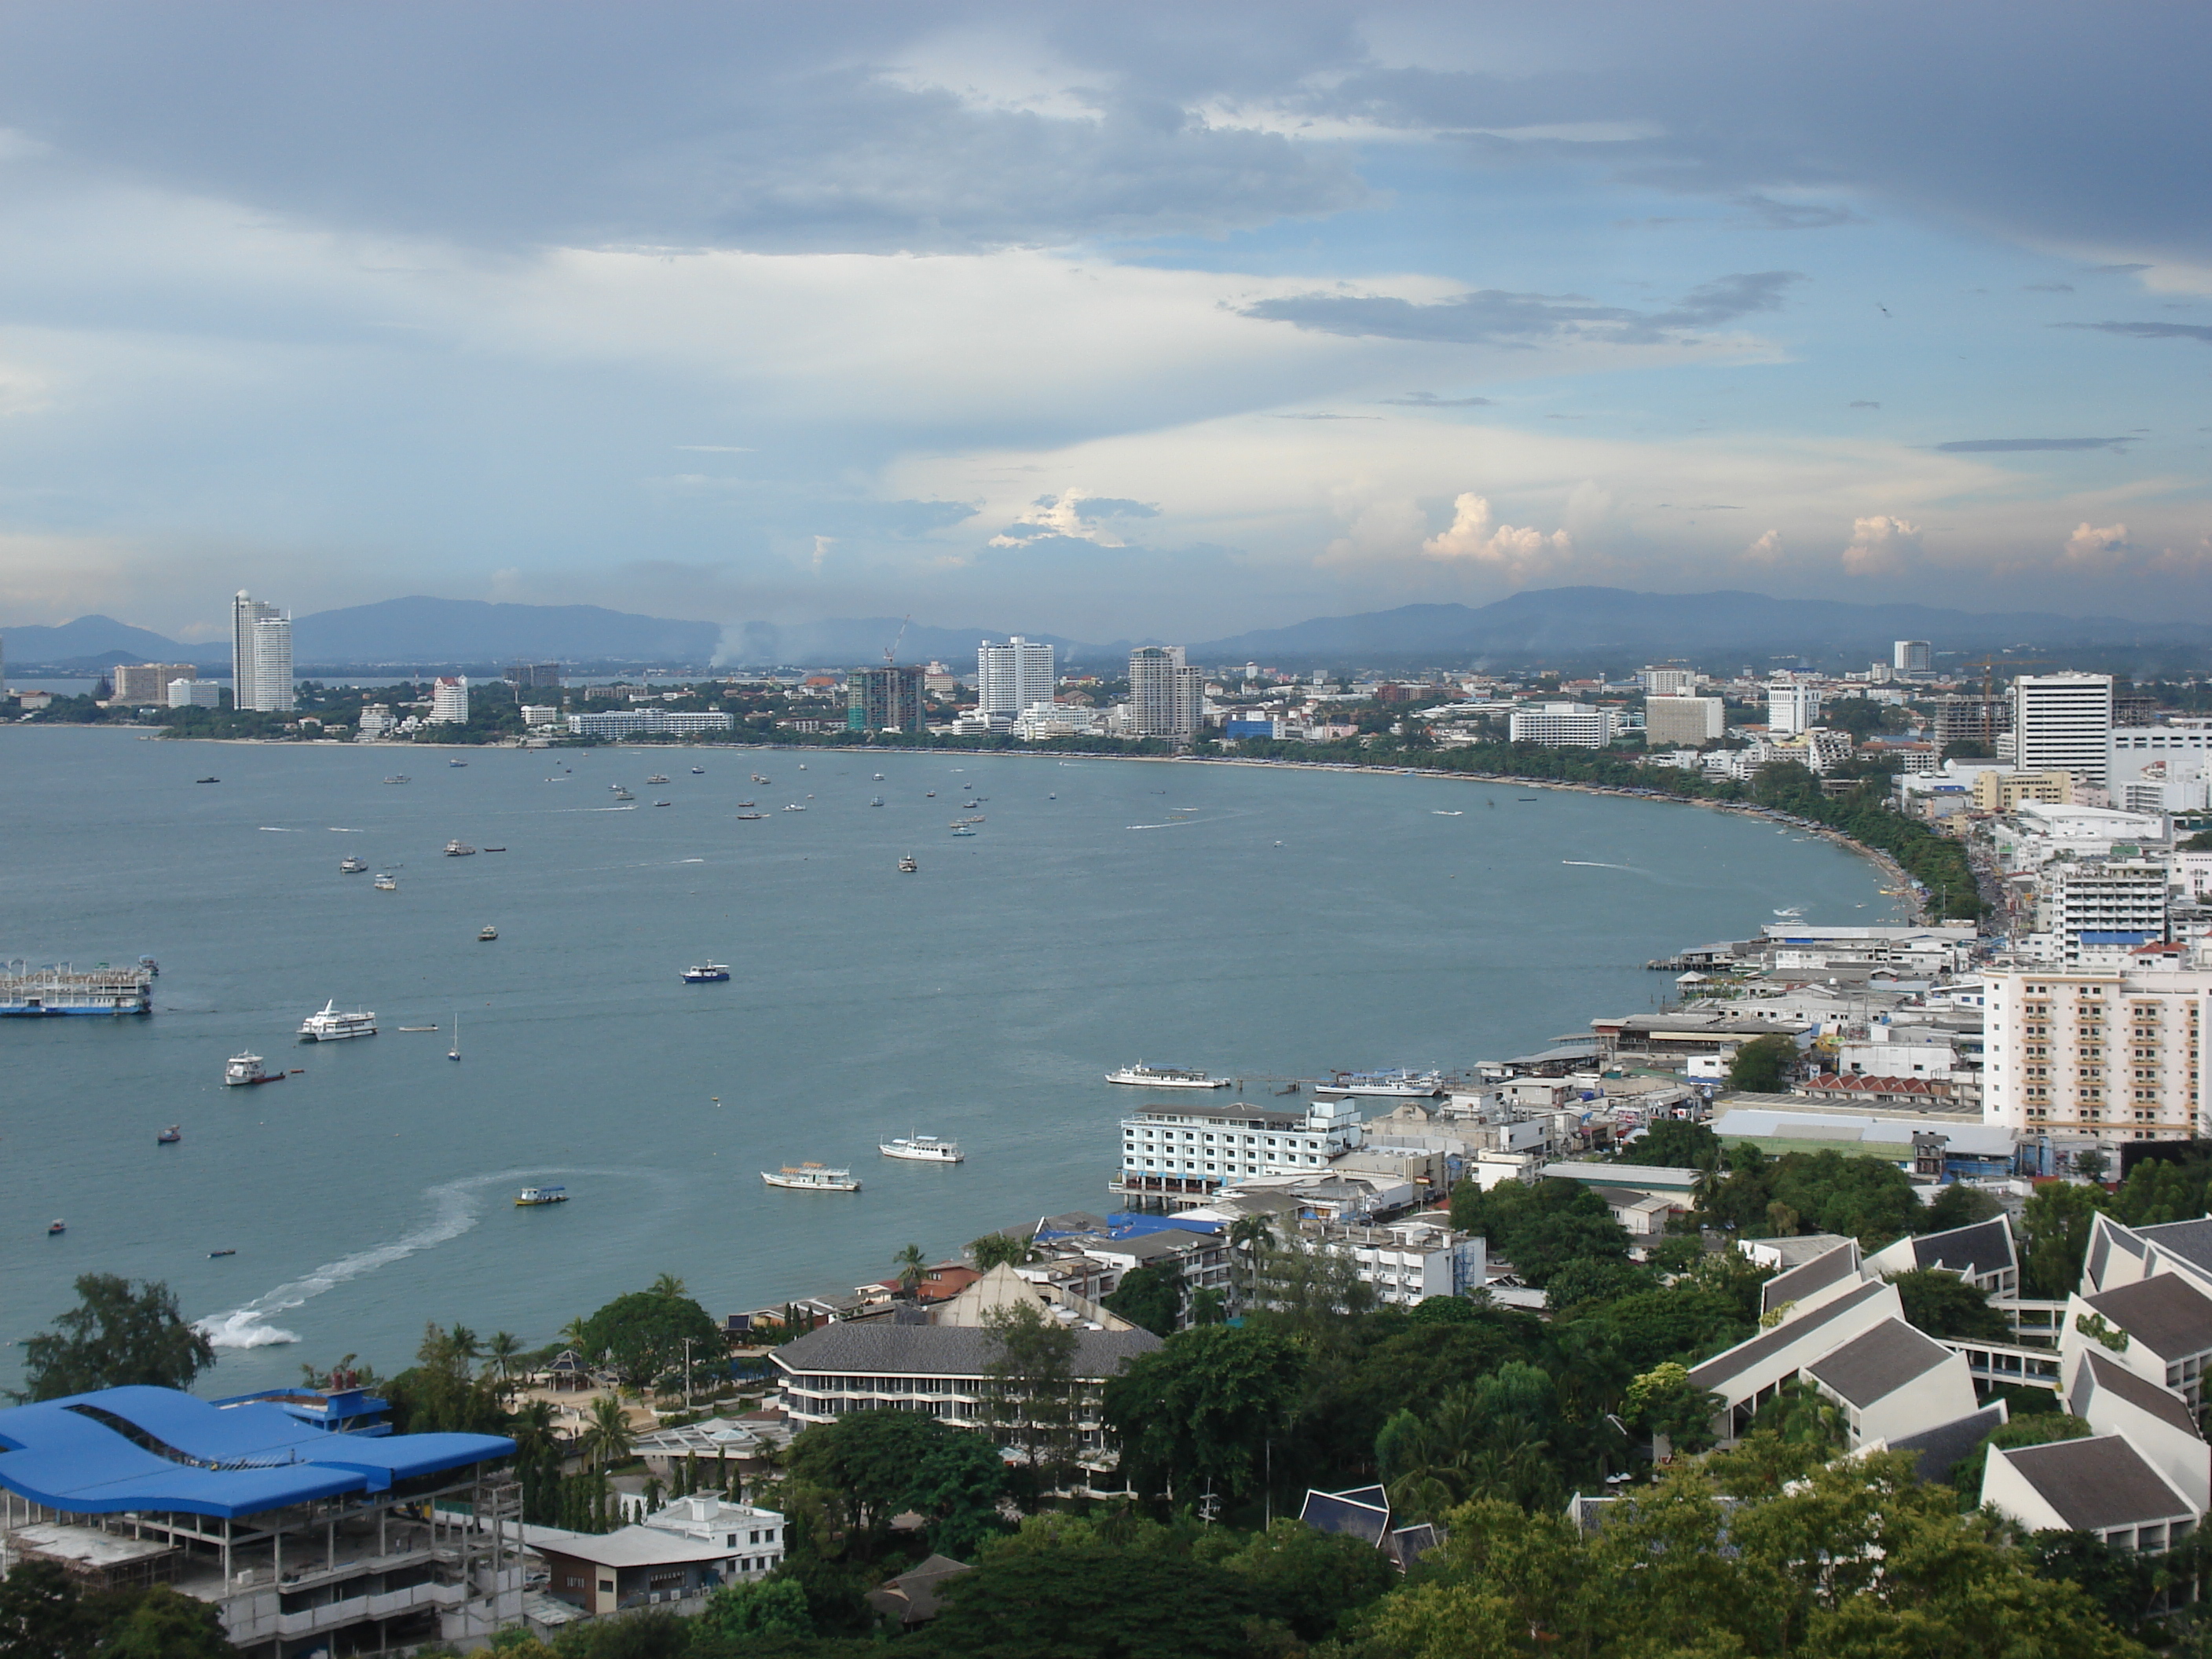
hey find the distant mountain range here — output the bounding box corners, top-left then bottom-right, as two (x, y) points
(5, 587), (2207, 676)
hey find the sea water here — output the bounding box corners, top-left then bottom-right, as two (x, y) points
(0, 730), (1895, 1393)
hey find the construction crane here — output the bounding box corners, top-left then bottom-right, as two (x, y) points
(884, 614), (910, 667)
(1961, 655), (2058, 700)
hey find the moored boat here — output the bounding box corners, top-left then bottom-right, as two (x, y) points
(47, 1219), (64, 1236)
(373, 873), (397, 890)
(1324, 1068), (1447, 1098)
(761, 1163), (861, 1192)
(880, 1135), (962, 1164)
(1106, 1063), (1231, 1089)
(225, 1051), (283, 1086)
(298, 1001), (377, 1042)
(646, 775), (670, 785)
(478, 925), (498, 941)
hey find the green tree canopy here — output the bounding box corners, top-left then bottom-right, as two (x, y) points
(1727, 1033), (1802, 1093)
(1614, 1119), (1723, 1169)
(573, 1285), (723, 1390)
(1104, 1324), (1304, 1505)
(969, 1232), (1034, 1272)
(1102, 1262), (1183, 1337)
(15, 1274), (215, 1401)
(1886, 1268), (2010, 1341)
(920, 1547), (1262, 1659)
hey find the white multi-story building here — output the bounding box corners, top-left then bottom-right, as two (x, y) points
(1013, 701), (1102, 741)
(1639, 666), (1699, 697)
(566, 709), (734, 738)
(977, 636), (1056, 720)
(1767, 680), (1822, 736)
(430, 676), (469, 723)
(1509, 701), (1616, 748)
(169, 678), (221, 709)
(1644, 694), (1725, 746)
(2015, 673), (2115, 787)
(1129, 646), (1203, 741)
(1982, 968), (2210, 1140)
(1115, 1097), (1363, 1202)
(1893, 640), (1933, 674)
(357, 704), (394, 738)
(2038, 862), (2172, 965)
(1299, 1218), (1485, 1308)
(111, 663), (198, 704)
(230, 591), (295, 713)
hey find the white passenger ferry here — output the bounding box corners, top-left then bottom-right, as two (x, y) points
(760, 1163), (861, 1192)
(1321, 1068), (1447, 1098)
(224, 1051), (284, 1086)
(1105, 1063), (1232, 1090)
(879, 1136), (963, 1164)
(298, 1001), (378, 1042)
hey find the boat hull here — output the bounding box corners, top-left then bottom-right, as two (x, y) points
(1105, 1071), (1230, 1089)
(760, 1173), (862, 1192)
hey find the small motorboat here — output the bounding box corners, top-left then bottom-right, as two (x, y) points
(195, 777), (219, 784)
(899, 854), (918, 872)
(646, 775), (669, 785)
(47, 1220), (64, 1236)
(478, 925), (499, 941)
(683, 963), (731, 983)
(950, 826), (977, 837)
(449, 758), (468, 767)
(926, 790), (936, 797)
(373, 873), (397, 890)
(873, 772), (884, 780)
(654, 800), (672, 808)
(734, 812), (765, 820)
(384, 775), (410, 784)
(483, 846), (507, 852)
(516, 1186), (569, 1207)
(870, 797), (884, 808)
(690, 767), (705, 775)
(784, 803), (806, 812)
(208, 1248), (236, 1258)
(340, 855), (368, 873)
(157, 1126), (181, 1144)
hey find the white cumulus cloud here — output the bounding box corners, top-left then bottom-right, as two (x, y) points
(1841, 514), (1922, 575)
(1745, 529), (1784, 562)
(1419, 492), (1573, 573)
(2062, 521), (2130, 566)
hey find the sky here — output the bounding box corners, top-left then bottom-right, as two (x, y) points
(0, 1), (2207, 646)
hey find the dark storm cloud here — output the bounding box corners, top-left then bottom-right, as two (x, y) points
(1243, 272), (1800, 347)
(1934, 437), (2135, 452)
(2056, 321), (2212, 344)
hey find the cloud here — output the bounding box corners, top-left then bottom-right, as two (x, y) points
(1745, 529), (1785, 563)
(1731, 193), (1860, 229)
(1380, 392), (1492, 407)
(1418, 493), (1573, 573)
(1841, 515), (1921, 575)
(2062, 522), (2130, 566)
(2056, 321), (2212, 344)
(988, 488), (1157, 548)
(1934, 436), (2135, 452)
(1240, 272), (1802, 349)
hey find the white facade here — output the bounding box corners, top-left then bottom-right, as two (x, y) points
(1644, 694), (1725, 746)
(566, 709), (734, 737)
(2037, 861), (2171, 965)
(169, 678), (221, 709)
(1129, 646), (1203, 740)
(1767, 681), (1821, 736)
(640, 1495), (786, 1582)
(1305, 1220), (1485, 1307)
(1639, 666), (1699, 696)
(357, 705), (394, 738)
(1118, 1097), (1362, 1195)
(521, 705), (560, 727)
(977, 636), (1056, 720)
(430, 676), (470, 723)
(1893, 639), (1932, 673)
(2014, 673), (2115, 786)
(1508, 701), (1616, 748)
(1981, 968), (2209, 1139)
(230, 591), (295, 712)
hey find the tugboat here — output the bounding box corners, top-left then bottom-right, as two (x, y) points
(898, 854), (918, 873)
(340, 855), (368, 873)
(225, 1051), (284, 1086)
(156, 1125), (181, 1144)
(683, 963), (731, 983)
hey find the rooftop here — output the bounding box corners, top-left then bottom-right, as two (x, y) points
(1804, 1318), (1954, 1408)
(2082, 1273), (2212, 1360)
(1996, 1435), (2194, 1530)
(1910, 1217), (2016, 1280)
(2136, 1217), (2212, 1277)
(529, 1526), (735, 1569)
(2072, 1351), (2203, 1442)
(772, 1321), (1159, 1380)
(1688, 1280), (1890, 1393)
(1762, 1241), (1861, 1317)
(1888, 1404), (2006, 1486)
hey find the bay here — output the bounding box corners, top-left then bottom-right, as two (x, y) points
(0, 729), (1895, 1393)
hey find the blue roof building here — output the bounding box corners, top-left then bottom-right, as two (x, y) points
(0, 1386), (522, 1654)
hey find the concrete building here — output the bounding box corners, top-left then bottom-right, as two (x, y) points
(1933, 695), (2010, 750)
(169, 677), (221, 709)
(1643, 694), (1725, 747)
(535, 1494), (786, 1619)
(110, 664), (197, 704)
(566, 709), (734, 738)
(1508, 701), (1616, 748)
(430, 676), (469, 723)
(505, 661), (562, 689)
(2036, 861), (2170, 965)
(1893, 639), (1933, 674)
(1639, 666), (1700, 696)
(1982, 968), (2209, 1140)
(1115, 1097), (1363, 1203)
(1973, 769), (2075, 811)
(1981, 1436), (2197, 1552)
(1297, 1218), (1485, 1308)
(1767, 680), (1822, 736)
(2013, 673), (2115, 787)
(846, 665), (925, 734)
(1129, 646), (1203, 741)
(977, 636), (1055, 721)
(230, 591), (294, 713)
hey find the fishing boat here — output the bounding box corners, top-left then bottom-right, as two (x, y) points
(478, 925), (498, 940)
(445, 840), (477, 856)
(157, 1125), (181, 1144)
(373, 873), (397, 890)
(872, 773), (884, 780)
(734, 812), (765, 821)
(880, 1135), (962, 1164)
(516, 1185), (569, 1207)
(208, 1248), (235, 1258)
(870, 797), (884, 808)
(784, 803), (807, 812)
(683, 963), (732, 983)
(950, 826), (976, 837)
(654, 800), (672, 808)
(898, 854), (918, 873)
(926, 791), (936, 798)
(761, 1163), (861, 1192)
(47, 1219), (64, 1236)
(196, 776), (219, 784)
(1106, 1064), (1232, 1090)
(690, 767), (705, 775)
(484, 846), (506, 853)
(646, 775), (670, 785)
(298, 1001), (377, 1042)
(751, 774), (769, 784)
(224, 1051), (283, 1086)
(449, 758), (468, 767)
(340, 855), (368, 873)
(737, 800), (756, 808)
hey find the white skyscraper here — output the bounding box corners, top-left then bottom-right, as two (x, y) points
(1129, 645), (1203, 740)
(430, 676), (470, 723)
(2014, 673), (2114, 787)
(1767, 680), (1822, 736)
(231, 591), (295, 712)
(1892, 640), (1933, 674)
(977, 636), (1055, 719)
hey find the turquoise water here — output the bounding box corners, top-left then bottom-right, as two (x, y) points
(0, 731), (1896, 1393)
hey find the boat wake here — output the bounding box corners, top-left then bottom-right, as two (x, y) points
(1561, 859), (1641, 872)
(257, 826), (302, 833)
(1125, 821), (1196, 830)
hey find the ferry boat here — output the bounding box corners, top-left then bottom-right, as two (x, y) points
(298, 1001), (377, 1042)
(157, 1125), (181, 1144)
(880, 1135), (962, 1164)
(898, 854), (918, 873)
(340, 855), (368, 873)
(516, 1185), (569, 1207)
(646, 775), (670, 785)
(1106, 1064), (1232, 1090)
(373, 873), (397, 890)
(0, 965), (155, 1016)
(1324, 1068), (1447, 1098)
(478, 925), (499, 941)
(224, 1051), (284, 1086)
(762, 1163), (861, 1192)
(683, 963), (731, 983)
(445, 840), (478, 856)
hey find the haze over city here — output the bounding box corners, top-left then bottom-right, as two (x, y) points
(0, 2), (2207, 645)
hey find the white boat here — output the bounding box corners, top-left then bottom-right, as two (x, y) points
(516, 1185), (568, 1207)
(880, 1135), (962, 1164)
(899, 854), (918, 872)
(646, 775), (669, 785)
(1106, 1064), (1231, 1089)
(761, 1163), (861, 1192)
(224, 1051), (283, 1086)
(445, 840), (477, 856)
(1324, 1069), (1446, 1098)
(373, 873), (397, 890)
(340, 855), (368, 873)
(783, 803), (806, 812)
(683, 963), (731, 983)
(298, 1001), (377, 1042)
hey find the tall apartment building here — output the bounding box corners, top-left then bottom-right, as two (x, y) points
(1115, 1096), (1364, 1201)
(1639, 665), (1699, 697)
(1129, 646), (1203, 740)
(229, 591), (294, 712)
(1644, 694), (1725, 747)
(1509, 701), (1616, 748)
(110, 663), (197, 704)
(1893, 639), (1933, 674)
(1767, 680), (1822, 735)
(2038, 862), (2171, 965)
(845, 664), (925, 733)
(1983, 969), (2209, 1140)
(2014, 673), (2115, 787)
(977, 635), (1055, 720)
(1933, 695), (2011, 750)
(504, 661), (562, 689)
(429, 676), (470, 723)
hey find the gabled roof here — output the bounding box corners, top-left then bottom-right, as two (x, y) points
(1688, 1279), (1890, 1394)
(2137, 1218), (2212, 1277)
(1909, 1216), (2015, 1280)
(1994, 1435), (2194, 1530)
(1804, 1318), (1953, 1408)
(2082, 1273), (2212, 1360)
(1762, 1240), (1861, 1317)
(0, 1386), (511, 1520)
(1888, 1404), (2006, 1486)
(1299, 1486), (1390, 1547)
(2072, 1351), (2204, 1442)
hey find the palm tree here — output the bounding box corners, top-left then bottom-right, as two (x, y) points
(1229, 1214), (1276, 1310)
(485, 1331), (524, 1397)
(584, 1394), (632, 1470)
(558, 1315), (591, 1358)
(650, 1273), (688, 1299)
(447, 1325), (484, 1368)
(893, 1243), (928, 1295)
